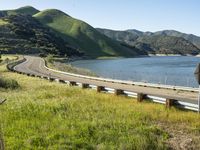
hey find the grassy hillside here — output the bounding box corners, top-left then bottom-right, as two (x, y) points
(0, 6), (39, 17)
(34, 9), (141, 57)
(0, 14), (82, 56)
(0, 56), (200, 149)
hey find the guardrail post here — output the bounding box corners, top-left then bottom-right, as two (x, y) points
(69, 81), (76, 86)
(45, 77), (49, 80)
(81, 83), (89, 89)
(59, 80), (66, 84)
(137, 93), (146, 102)
(114, 89), (124, 96)
(97, 86), (104, 93)
(166, 99), (175, 108)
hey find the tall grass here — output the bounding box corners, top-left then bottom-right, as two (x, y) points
(0, 63), (200, 149)
(0, 128), (4, 150)
(0, 55), (19, 89)
(0, 77), (19, 89)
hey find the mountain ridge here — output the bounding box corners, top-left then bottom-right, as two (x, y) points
(97, 28), (200, 55)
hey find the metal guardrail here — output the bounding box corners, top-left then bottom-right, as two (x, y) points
(8, 57), (199, 112)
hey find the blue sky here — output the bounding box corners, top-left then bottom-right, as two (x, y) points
(0, 0), (200, 36)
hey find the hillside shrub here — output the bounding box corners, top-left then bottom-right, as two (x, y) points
(46, 54), (54, 63)
(0, 77), (19, 89)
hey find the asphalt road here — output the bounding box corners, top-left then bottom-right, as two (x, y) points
(14, 56), (198, 104)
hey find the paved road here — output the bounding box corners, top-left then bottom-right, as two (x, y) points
(14, 56), (198, 104)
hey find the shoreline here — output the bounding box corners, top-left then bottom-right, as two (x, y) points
(67, 54), (198, 63)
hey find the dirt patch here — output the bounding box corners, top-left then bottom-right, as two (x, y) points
(158, 122), (200, 150)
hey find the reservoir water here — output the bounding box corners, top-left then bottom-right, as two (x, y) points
(71, 56), (200, 88)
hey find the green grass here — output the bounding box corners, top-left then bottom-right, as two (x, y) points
(34, 9), (137, 58)
(1, 55), (17, 61)
(0, 62), (200, 149)
(0, 19), (9, 26)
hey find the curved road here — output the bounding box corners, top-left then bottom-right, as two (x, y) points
(14, 56), (198, 104)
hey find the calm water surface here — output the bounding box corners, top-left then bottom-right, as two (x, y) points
(71, 56), (200, 87)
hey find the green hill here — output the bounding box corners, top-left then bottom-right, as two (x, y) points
(0, 14), (82, 56)
(0, 6), (39, 17)
(34, 9), (141, 57)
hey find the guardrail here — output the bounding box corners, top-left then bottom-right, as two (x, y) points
(8, 57), (199, 112)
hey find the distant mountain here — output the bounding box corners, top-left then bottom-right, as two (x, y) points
(97, 28), (200, 55)
(33, 9), (142, 57)
(153, 30), (200, 49)
(0, 14), (82, 56)
(96, 28), (139, 42)
(133, 35), (199, 55)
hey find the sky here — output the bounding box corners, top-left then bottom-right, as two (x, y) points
(0, 0), (200, 36)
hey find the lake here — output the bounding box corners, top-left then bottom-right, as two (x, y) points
(71, 56), (200, 87)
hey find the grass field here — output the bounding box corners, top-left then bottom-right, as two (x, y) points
(0, 56), (200, 149)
